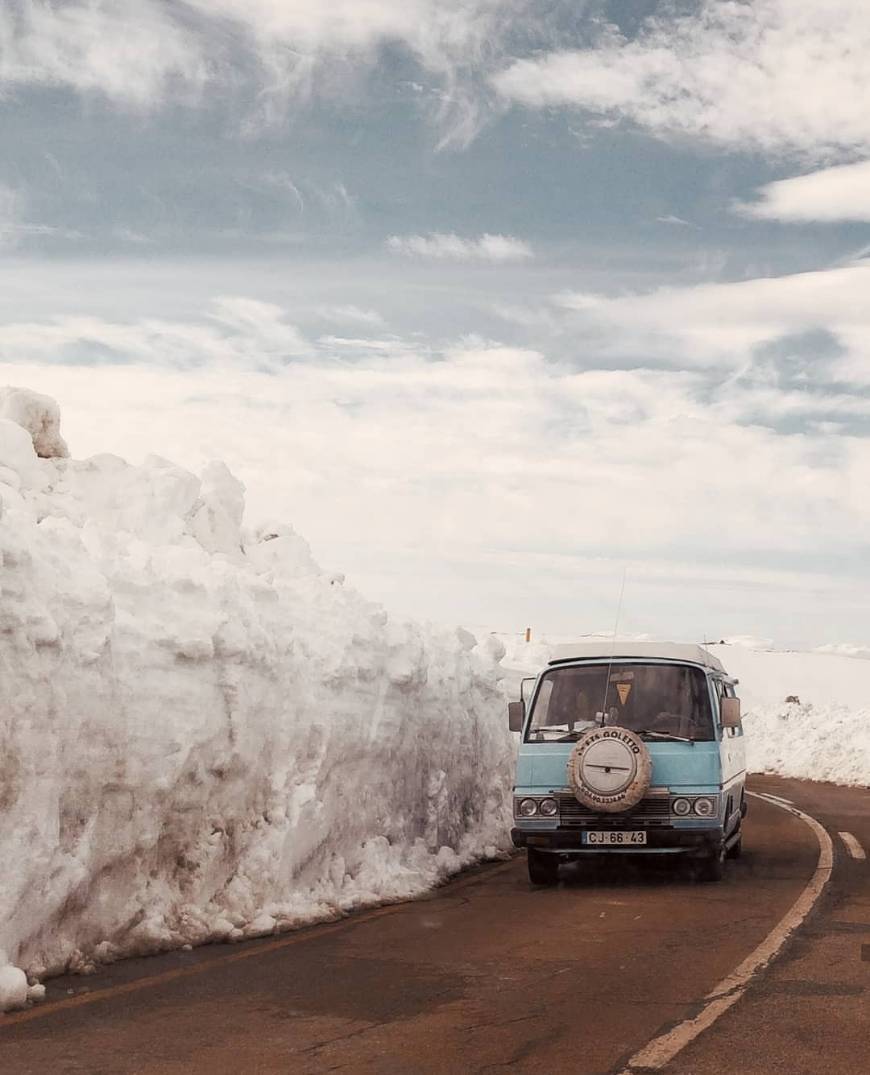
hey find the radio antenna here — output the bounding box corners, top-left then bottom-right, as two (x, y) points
(598, 566), (627, 726)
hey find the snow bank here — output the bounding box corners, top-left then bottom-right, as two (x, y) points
(815, 642), (870, 661)
(0, 386), (68, 459)
(501, 635), (870, 788)
(0, 388), (514, 1005)
(739, 699), (870, 788)
(0, 965), (27, 1013)
(706, 643), (870, 788)
(705, 643), (870, 711)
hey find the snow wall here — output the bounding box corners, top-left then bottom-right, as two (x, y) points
(0, 388), (515, 1003)
(706, 643), (870, 789)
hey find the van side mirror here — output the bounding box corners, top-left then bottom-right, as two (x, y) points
(721, 697), (741, 728)
(508, 701), (525, 733)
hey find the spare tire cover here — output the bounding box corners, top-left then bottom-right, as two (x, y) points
(567, 726), (652, 813)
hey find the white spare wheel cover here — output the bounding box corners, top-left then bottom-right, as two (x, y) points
(567, 726), (651, 813)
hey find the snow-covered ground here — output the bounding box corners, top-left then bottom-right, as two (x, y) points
(0, 388), (514, 1010)
(501, 633), (870, 789)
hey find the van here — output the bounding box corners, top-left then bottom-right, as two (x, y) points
(508, 642), (746, 884)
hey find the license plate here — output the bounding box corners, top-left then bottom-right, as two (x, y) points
(582, 830), (647, 846)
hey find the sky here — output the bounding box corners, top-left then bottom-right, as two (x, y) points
(1, 0), (870, 647)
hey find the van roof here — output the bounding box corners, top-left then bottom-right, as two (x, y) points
(547, 640), (726, 673)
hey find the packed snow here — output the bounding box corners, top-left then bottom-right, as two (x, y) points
(707, 643), (870, 788)
(0, 386), (68, 460)
(0, 965), (27, 1013)
(501, 634), (870, 789)
(0, 389), (514, 1009)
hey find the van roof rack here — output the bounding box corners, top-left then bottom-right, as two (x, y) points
(547, 641), (725, 673)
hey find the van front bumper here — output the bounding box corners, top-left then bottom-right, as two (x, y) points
(511, 826), (724, 854)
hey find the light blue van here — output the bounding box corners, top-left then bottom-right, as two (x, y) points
(508, 642), (746, 885)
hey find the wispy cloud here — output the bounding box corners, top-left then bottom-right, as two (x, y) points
(0, 0), (207, 108)
(656, 215), (693, 228)
(0, 184), (86, 246)
(493, 1), (870, 160)
(0, 185), (21, 246)
(113, 228), (152, 244)
(555, 262), (870, 382)
(0, 0), (536, 145)
(738, 159), (870, 222)
(386, 232), (533, 262)
(257, 172), (307, 214)
(315, 305), (386, 328)
(0, 297), (308, 369)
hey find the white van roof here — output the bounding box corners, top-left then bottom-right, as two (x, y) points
(548, 640), (726, 673)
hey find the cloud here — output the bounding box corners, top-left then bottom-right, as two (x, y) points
(0, 184), (85, 247)
(555, 262), (870, 382)
(113, 228), (152, 244)
(257, 173), (307, 214)
(208, 297), (309, 359)
(0, 297), (308, 369)
(0, 1), (536, 144)
(493, 1), (870, 160)
(2, 294), (869, 639)
(386, 232), (533, 262)
(0, 186), (21, 246)
(315, 305), (386, 327)
(0, 298), (867, 550)
(739, 159), (870, 222)
(0, 0), (207, 108)
(189, 0), (541, 146)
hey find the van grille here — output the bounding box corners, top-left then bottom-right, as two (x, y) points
(557, 793), (671, 826)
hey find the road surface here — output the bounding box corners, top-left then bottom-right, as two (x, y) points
(0, 776), (867, 1074)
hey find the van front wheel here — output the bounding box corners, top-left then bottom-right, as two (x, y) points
(527, 848), (560, 886)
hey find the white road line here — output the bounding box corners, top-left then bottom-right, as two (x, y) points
(838, 832), (866, 860)
(618, 791), (833, 1074)
(760, 793), (793, 805)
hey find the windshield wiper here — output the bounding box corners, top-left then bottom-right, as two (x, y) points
(638, 729), (695, 744)
(533, 728), (582, 742)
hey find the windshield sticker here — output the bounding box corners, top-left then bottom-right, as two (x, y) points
(616, 683), (632, 705)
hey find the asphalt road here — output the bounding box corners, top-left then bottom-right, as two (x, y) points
(0, 776), (866, 1075)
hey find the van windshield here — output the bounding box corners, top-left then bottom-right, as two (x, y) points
(527, 662), (714, 742)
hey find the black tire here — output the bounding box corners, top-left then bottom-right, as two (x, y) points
(697, 845), (726, 882)
(527, 848), (560, 886)
(726, 832), (743, 860)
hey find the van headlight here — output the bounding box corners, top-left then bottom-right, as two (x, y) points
(693, 797), (717, 818)
(539, 797), (558, 817)
(517, 798), (538, 817)
(671, 797), (692, 816)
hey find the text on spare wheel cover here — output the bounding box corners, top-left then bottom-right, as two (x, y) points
(574, 728), (641, 805)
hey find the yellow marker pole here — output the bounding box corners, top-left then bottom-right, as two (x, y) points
(525, 627), (531, 642)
